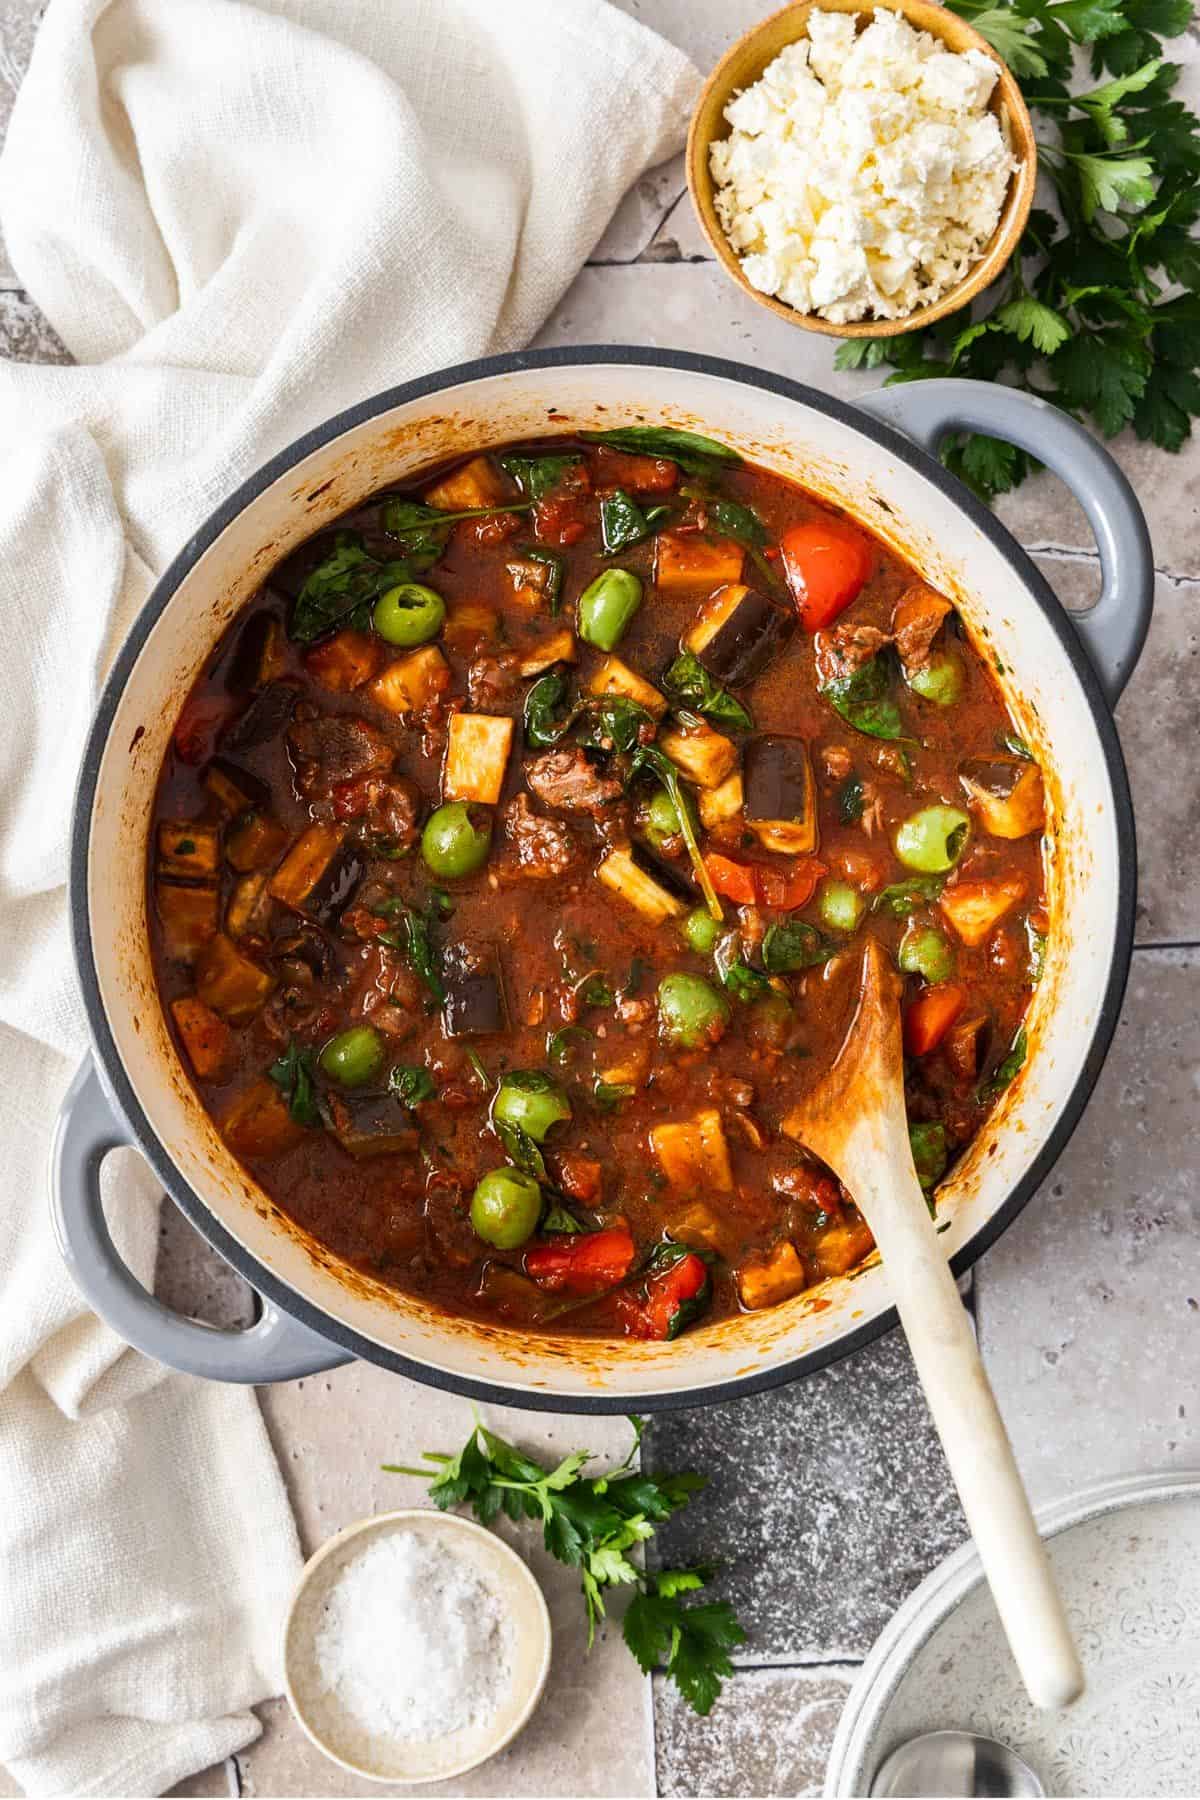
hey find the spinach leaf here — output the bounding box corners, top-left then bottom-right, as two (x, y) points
(705, 496), (768, 548)
(716, 951), (772, 1002)
(499, 453), (583, 501)
(821, 656), (907, 741)
(909, 1121), (948, 1192)
(380, 904), (445, 1004)
(663, 652), (753, 732)
(837, 774), (865, 825)
(979, 1027), (1028, 1102)
(998, 730), (1035, 761)
(873, 875), (946, 917)
(380, 497), (529, 560)
(290, 534), (414, 643)
(581, 426), (741, 476)
(547, 1024), (593, 1065)
(600, 489), (670, 554)
(631, 745), (722, 921)
(524, 671), (576, 748)
(541, 1204), (587, 1234)
(762, 920), (833, 974)
(389, 1064), (437, 1108)
(576, 694), (656, 755)
(268, 1039), (321, 1127)
(495, 1117), (547, 1179)
(520, 544), (566, 615)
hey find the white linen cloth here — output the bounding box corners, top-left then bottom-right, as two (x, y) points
(0, 2), (698, 1792)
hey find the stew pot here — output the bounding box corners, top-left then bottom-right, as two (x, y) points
(52, 350), (1151, 1409)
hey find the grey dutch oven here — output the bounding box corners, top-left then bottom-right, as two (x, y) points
(51, 350), (1152, 1410)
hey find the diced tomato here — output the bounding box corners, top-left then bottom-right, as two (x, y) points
(832, 846), (887, 893)
(904, 983), (968, 1057)
(780, 519), (874, 632)
(755, 859), (825, 911)
(590, 445), (678, 493)
(547, 1151), (603, 1206)
(614, 1250), (710, 1340)
(173, 695), (231, 765)
(524, 1226), (635, 1293)
(533, 495), (588, 546)
(704, 853), (757, 906)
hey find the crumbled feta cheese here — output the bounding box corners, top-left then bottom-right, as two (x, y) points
(709, 6), (1019, 325)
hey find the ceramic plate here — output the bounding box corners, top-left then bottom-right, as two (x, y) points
(826, 1471), (1200, 1797)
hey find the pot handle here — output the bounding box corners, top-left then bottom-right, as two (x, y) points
(50, 1058), (351, 1383)
(855, 378), (1153, 703)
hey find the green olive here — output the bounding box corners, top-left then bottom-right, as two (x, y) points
(578, 569), (642, 652)
(319, 1025), (385, 1087)
(907, 653), (963, 706)
(373, 582), (446, 647)
(493, 1070), (571, 1143)
(899, 923), (956, 984)
(894, 805), (970, 874)
(421, 801), (492, 878)
(644, 785), (698, 850)
(817, 879), (865, 933)
(470, 1167), (542, 1249)
(680, 906), (721, 956)
(657, 972), (731, 1049)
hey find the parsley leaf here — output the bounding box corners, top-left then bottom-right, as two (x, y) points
(386, 1418), (747, 1712)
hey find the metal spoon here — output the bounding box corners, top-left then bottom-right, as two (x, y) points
(782, 940), (1082, 1710)
(871, 1730), (1045, 1797)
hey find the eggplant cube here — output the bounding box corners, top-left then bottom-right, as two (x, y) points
(221, 1078), (305, 1159)
(195, 933), (276, 1023)
(327, 1091), (420, 1160)
(157, 881), (219, 959)
(586, 655), (667, 718)
(225, 870), (272, 939)
(203, 758), (271, 817)
(269, 824), (345, 910)
(683, 583), (792, 685)
(699, 771), (744, 831)
(369, 645), (451, 716)
(743, 735), (817, 855)
(220, 680), (299, 752)
(444, 714), (514, 806)
(597, 847), (687, 924)
(655, 533), (743, 595)
(423, 454), (509, 513)
(650, 1108), (733, 1193)
(442, 947), (508, 1039)
(157, 822), (220, 881)
(736, 1241), (808, 1310)
(518, 629), (577, 678)
(224, 611), (286, 694)
(659, 719), (738, 790)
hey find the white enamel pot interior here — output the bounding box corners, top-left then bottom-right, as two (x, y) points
(67, 350), (1141, 1408)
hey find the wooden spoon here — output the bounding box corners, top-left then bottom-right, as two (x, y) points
(782, 937), (1083, 1711)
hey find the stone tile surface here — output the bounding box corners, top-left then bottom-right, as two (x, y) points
(642, 1330), (967, 1662)
(975, 948), (1200, 1505)
(655, 1665), (856, 1799)
(168, 1759), (237, 1797)
(241, 1370), (654, 1798)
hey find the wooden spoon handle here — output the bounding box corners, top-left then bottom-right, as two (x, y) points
(868, 1156), (1083, 1710)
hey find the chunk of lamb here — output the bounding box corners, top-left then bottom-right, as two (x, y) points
(502, 793), (581, 879)
(332, 771), (422, 849)
(467, 653), (521, 711)
(525, 747), (623, 815)
(816, 621), (891, 679)
(892, 583), (953, 672)
(288, 715), (393, 804)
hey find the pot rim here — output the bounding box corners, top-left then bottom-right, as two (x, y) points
(68, 345), (1138, 1411)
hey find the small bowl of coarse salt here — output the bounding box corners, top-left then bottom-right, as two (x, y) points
(687, 0), (1036, 338)
(283, 1510), (552, 1784)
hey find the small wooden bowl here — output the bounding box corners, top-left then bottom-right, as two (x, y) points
(687, 0), (1036, 340)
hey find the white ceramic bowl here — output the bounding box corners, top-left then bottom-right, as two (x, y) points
(52, 351), (1151, 1407)
(283, 1509), (552, 1785)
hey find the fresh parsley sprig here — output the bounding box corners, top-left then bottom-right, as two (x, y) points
(837, 0), (1200, 499)
(385, 1417), (746, 1715)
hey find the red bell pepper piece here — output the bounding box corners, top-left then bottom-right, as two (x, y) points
(755, 859), (825, 911)
(704, 853), (758, 906)
(904, 984), (968, 1057)
(614, 1250), (710, 1341)
(524, 1226), (636, 1293)
(780, 519), (873, 632)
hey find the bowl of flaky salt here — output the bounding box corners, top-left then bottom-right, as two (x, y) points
(283, 1510), (552, 1784)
